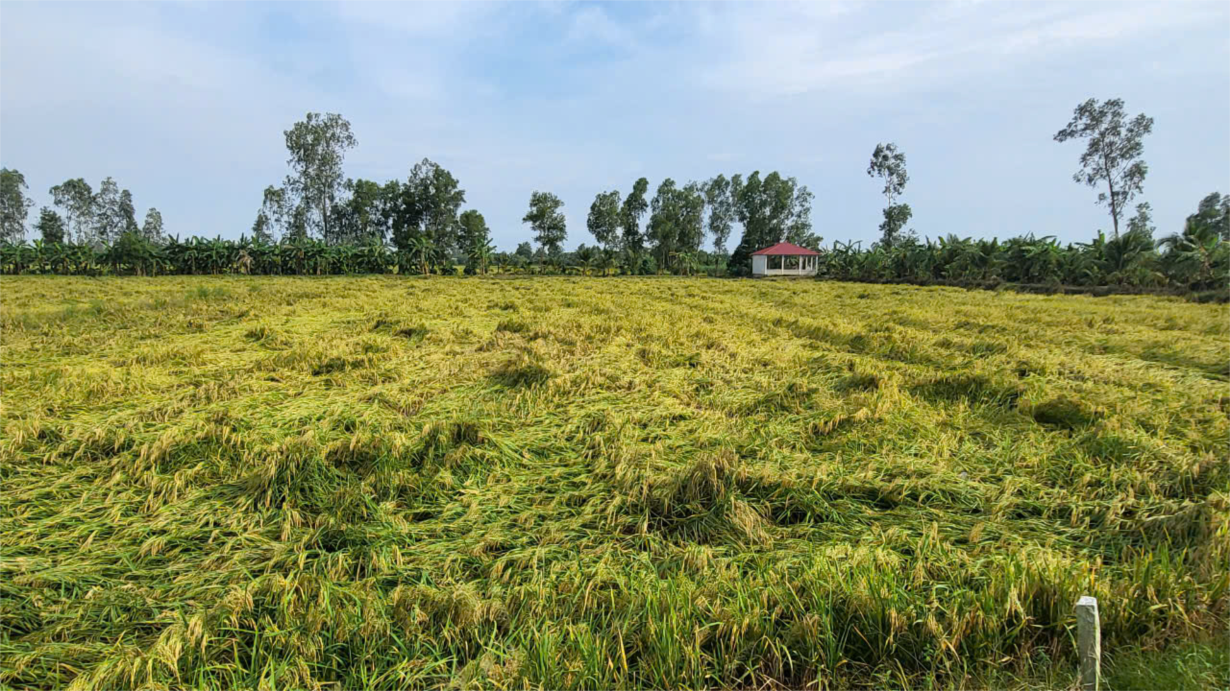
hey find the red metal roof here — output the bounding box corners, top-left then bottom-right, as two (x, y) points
(751, 242), (820, 256)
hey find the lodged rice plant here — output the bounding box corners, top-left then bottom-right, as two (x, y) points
(1, 275), (1227, 689)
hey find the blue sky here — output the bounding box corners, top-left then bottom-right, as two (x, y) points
(2, 1), (1227, 251)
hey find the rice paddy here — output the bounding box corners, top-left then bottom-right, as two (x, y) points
(2, 275), (1227, 689)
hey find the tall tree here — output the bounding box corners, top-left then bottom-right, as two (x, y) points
(49, 178), (94, 244)
(0, 168), (34, 243)
(286, 203), (310, 240)
(876, 204), (913, 248)
(647, 178), (680, 267)
(704, 174), (735, 255)
(523, 191), (567, 256)
(620, 177), (649, 254)
(1054, 98), (1153, 238)
(679, 181), (707, 253)
(253, 186), (289, 243)
(251, 211), (271, 243)
(867, 143), (912, 247)
(587, 190), (622, 249)
(35, 207), (66, 244)
(283, 112), (357, 239)
(92, 177), (125, 243)
(784, 185), (818, 249)
(391, 159), (465, 254)
(459, 209), (492, 274)
(647, 179), (706, 270)
(727, 171), (813, 273)
(329, 178), (387, 244)
(514, 241), (533, 258)
(1126, 202), (1155, 240)
(459, 209), (490, 251)
(867, 143), (908, 205)
(119, 190), (140, 236)
(142, 208), (164, 243)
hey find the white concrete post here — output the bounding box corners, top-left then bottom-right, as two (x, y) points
(1076, 596), (1100, 691)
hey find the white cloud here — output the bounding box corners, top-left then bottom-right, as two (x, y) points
(683, 1), (1220, 100)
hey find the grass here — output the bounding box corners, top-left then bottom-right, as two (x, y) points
(1, 275), (1227, 690)
(1104, 639), (1229, 690)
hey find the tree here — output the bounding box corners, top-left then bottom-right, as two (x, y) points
(410, 235), (436, 275)
(1185, 192), (1230, 241)
(459, 209), (491, 273)
(647, 178), (705, 271)
(727, 171), (813, 273)
(1054, 98), (1153, 238)
(35, 207), (66, 244)
(50, 178), (94, 244)
(620, 178), (649, 254)
(1126, 202), (1155, 240)
(329, 178), (387, 244)
(587, 190), (622, 249)
(92, 177), (125, 244)
(523, 191), (567, 256)
(867, 143), (912, 247)
(1157, 212), (1227, 289)
(704, 174), (735, 255)
(867, 143), (908, 204)
(142, 208), (164, 244)
(877, 204), (914, 248)
(467, 236), (494, 275)
(458, 209), (489, 249)
(286, 202), (310, 241)
(390, 159), (465, 254)
(0, 168), (34, 243)
(515, 242), (533, 258)
(253, 186), (289, 243)
(283, 112), (357, 239)
(119, 190), (139, 236)
(251, 212), (271, 243)
(784, 185), (818, 249)
(108, 230), (160, 276)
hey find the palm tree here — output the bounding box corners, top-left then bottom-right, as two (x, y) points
(597, 248), (617, 276)
(1157, 220), (1228, 289)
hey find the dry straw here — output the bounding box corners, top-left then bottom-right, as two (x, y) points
(1, 275), (1227, 688)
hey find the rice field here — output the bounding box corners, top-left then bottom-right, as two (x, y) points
(1, 275), (1227, 689)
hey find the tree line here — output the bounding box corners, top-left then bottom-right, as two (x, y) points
(2, 201), (1225, 293)
(0, 171), (164, 246)
(1, 98), (1226, 292)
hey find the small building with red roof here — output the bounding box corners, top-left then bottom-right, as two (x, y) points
(751, 242), (820, 277)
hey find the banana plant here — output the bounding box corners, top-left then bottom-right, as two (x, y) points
(410, 235), (434, 275)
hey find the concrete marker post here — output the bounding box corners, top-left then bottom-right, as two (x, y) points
(1076, 595), (1101, 691)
